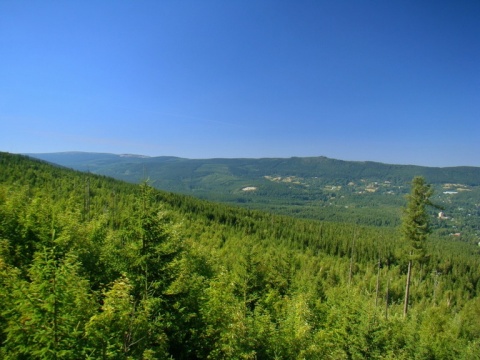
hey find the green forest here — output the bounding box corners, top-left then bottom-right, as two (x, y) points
(1, 152), (480, 359)
(29, 152), (480, 242)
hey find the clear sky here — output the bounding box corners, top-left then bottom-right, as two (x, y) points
(1, 1), (479, 167)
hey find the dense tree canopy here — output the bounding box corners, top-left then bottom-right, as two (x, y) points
(1, 152), (480, 358)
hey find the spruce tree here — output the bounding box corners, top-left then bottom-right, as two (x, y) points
(402, 176), (436, 316)
(2, 249), (95, 359)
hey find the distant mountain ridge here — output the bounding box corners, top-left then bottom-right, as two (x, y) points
(26, 151), (480, 185)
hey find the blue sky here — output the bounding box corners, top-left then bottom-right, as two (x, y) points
(1, 1), (479, 166)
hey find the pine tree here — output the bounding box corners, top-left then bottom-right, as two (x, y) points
(85, 276), (168, 359)
(2, 249), (95, 359)
(402, 176), (436, 317)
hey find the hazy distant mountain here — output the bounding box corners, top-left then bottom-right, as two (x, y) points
(27, 151), (480, 186)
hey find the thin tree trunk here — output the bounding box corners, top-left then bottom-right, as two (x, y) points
(349, 231), (356, 285)
(53, 260), (58, 360)
(375, 258), (381, 307)
(403, 259), (412, 317)
(385, 278), (389, 320)
(84, 177), (90, 221)
(433, 271), (439, 305)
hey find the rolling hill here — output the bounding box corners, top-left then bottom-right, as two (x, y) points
(27, 152), (480, 241)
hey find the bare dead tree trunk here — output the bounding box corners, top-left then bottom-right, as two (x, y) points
(403, 259), (412, 317)
(375, 258), (381, 307)
(84, 177), (90, 221)
(349, 231), (356, 286)
(385, 277), (389, 320)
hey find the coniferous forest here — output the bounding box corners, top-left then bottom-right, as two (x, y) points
(28, 152), (480, 242)
(1, 152), (480, 359)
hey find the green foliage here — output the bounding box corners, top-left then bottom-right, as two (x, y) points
(1, 152), (480, 358)
(1, 249), (95, 359)
(29, 152), (480, 236)
(402, 176), (436, 261)
(85, 277), (168, 359)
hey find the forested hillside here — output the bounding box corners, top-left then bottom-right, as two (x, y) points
(28, 152), (480, 242)
(2, 152), (480, 359)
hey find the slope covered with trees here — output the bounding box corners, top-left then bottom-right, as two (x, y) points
(1, 152), (480, 359)
(28, 152), (480, 242)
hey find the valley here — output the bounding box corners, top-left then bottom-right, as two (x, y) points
(29, 152), (480, 243)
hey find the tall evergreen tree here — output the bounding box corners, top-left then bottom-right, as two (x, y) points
(402, 176), (436, 316)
